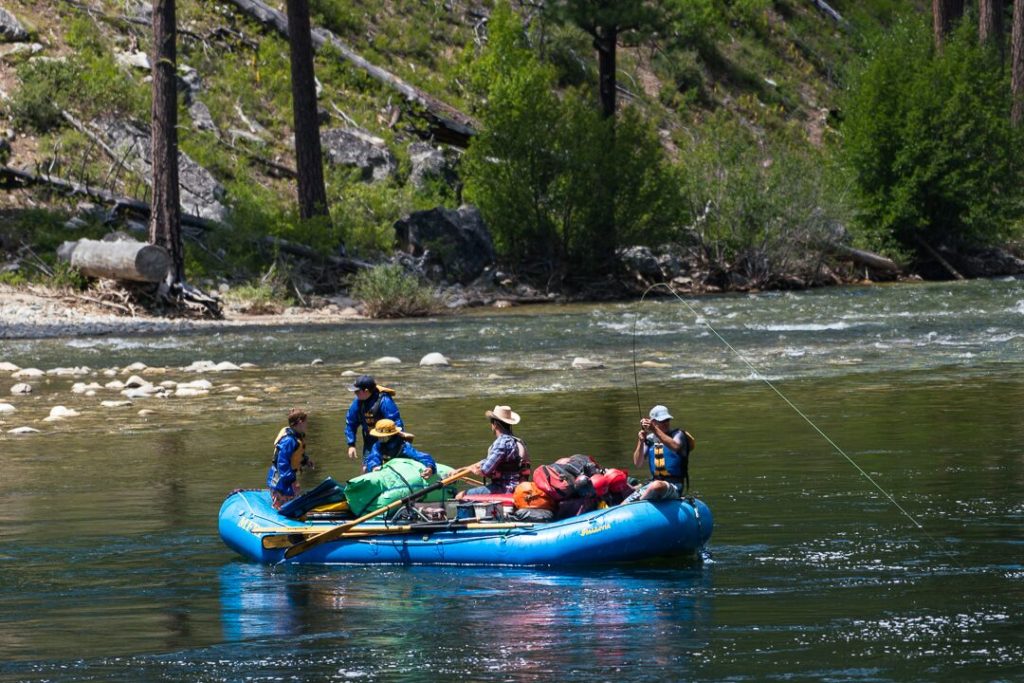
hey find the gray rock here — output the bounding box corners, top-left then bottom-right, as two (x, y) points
(0, 42), (42, 64)
(419, 352), (450, 367)
(618, 245), (663, 280)
(394, 205), (495, 285)
(92, 117), (228, 223)
(189, 100), (217, 133)
(321, 127), (397, 182)
(408, 142), (453, 190)
(10, 383), (32, 394)
(8, 426), (39, 435)
(115, 50), (151, 71)
(0, 8), (29, 42)
(571, 357), (605, 370)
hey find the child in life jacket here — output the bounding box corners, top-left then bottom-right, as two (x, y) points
(267, 408), (315, 509)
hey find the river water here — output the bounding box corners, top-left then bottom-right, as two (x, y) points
(1, 279), (1022, 681)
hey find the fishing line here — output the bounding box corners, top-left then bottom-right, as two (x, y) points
(631, 282), (927, 532)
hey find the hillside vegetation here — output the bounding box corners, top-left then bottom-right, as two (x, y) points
(0, 0), (1020, 311)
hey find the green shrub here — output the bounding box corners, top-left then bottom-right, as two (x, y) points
(349, 264), (442, 318)
(222, 280), (292, 314)
(677, 113), (850, 284)
(841, 17), (1024, 255)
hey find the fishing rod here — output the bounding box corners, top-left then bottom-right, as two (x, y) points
(631, 282), (929, 533)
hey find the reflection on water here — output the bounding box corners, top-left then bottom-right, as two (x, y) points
(1, 279), (1023, 680)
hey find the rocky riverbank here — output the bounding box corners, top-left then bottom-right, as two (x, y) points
(0, 283), (369, 339)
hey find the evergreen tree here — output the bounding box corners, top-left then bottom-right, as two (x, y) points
(149, 0), (183, 285)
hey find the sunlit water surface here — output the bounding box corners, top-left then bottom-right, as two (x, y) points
(1, 279), (1022, 681)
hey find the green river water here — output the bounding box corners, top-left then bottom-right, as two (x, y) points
(0, 279), (1022, 681)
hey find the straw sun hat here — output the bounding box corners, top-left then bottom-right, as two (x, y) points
(485, 405), (521, 426)
(369, 419), (413, 440)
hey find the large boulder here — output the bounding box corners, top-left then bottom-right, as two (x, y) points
(0, 8), (29, 42)
(618, 245), (663, 280)
(394, 205), (495, 284)
(321, 128), (397, 182)
(92, 117), (228, 223)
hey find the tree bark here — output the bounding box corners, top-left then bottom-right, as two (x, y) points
(58, 239), (171, 283)
(595, 27), (617, 119)
(933, 0), (964, 49)
(285, 0), (330, 221)
(149, 0), (184, 284)
(979, 0), (1004, 46)
(1013, 0), (1024, 124)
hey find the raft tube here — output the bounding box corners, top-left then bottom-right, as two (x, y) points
(219, 489), (713, 566)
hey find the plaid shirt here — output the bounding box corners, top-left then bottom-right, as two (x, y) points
(480, 433), (527, 493)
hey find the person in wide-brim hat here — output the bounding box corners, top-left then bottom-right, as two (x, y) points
(485, 405), (521, 425)
(458, 405), (531, 498)
(363, 418), (434, 479)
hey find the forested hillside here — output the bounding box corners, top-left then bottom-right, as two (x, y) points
(0, 0), (1020, 313)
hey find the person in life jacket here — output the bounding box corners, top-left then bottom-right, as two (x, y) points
(627, 404), (694, 502)
(363, 419), (436, 479)
(267, 408), (315, 510)
(344, 374), (403, 469)
(460, 405), (531, 496)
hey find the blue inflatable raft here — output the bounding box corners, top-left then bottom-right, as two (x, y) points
(219, 489), (713, 566)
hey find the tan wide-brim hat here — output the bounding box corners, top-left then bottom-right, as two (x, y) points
(369, 418), (414, 440)
(485, 405), (521, 425)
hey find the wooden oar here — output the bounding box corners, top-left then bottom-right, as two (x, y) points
(282, 466), (475, 559)
(261, 521), (533, 549)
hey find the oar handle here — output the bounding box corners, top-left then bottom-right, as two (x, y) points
(283, 466), (475, 559)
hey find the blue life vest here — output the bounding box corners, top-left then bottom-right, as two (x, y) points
(646, 428), (690, 489)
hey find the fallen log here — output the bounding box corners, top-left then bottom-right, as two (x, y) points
(0, 165), (219, 233)
(264, 235), (372, 274)
(224, 0), (478, 146)
(57, 238), (171, 283)
(828, 243), (901, 273)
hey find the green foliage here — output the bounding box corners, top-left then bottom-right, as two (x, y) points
(349, 264), (442, 318)
(841, 18), (1024, 254)
(48, 260), (89, 291)
(462, 2), (681, 276)
(678, 113), (849, 283)
(7, 44), (145, 133)
(222, 279), (293, 314)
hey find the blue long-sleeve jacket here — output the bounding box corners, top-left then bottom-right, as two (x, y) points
(363, 439), (436, 474)
(267, 429), (302, 495)
(344, 391), (403, 452)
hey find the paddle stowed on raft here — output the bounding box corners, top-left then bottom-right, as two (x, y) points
(282, 466), (476, 560)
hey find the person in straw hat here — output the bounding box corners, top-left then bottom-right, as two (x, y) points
(363, 418), (436, 479)
(460, 405), (531, 496)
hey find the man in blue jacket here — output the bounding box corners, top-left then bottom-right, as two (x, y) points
(344, 375), (403, 468)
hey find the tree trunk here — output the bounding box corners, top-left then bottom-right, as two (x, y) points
(933, 0), (964, 48)
(58, 239), (171, 282)
(285, 0), (330, 221)
(1013, 0), (1024, 124)
(149, 0), (184, 284)
(979, 0), (1004, 46)
(595, 26), (617, 119)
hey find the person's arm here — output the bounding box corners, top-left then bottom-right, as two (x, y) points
(344, 399), (359, 459)
(364, 443), (382, 472)
(632, 428), (648, 467)
(650, 423), (683, 452)
(404, 444), (436, 478)
(381, 396), (403, 430)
